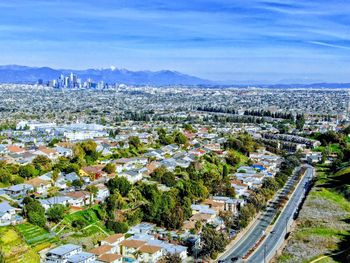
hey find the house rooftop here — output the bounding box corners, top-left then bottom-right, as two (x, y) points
(48, 244), (81, 256)
(0, 201), (14, 214)
(102, 233), (124, 244)
(89, 245), (113, 256)
(98, 254), (123, 263)
(139, 245), (162, 254)
(120, 239), (146, 249)
(67, 252), (95, 263)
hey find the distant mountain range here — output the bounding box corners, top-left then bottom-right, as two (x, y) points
(0, 65), (350, 88)
(0, 65), (212, 86)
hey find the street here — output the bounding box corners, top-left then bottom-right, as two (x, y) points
(219, 165), (314, 263)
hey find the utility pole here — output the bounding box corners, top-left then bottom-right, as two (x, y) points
(285, 218), (288, 235)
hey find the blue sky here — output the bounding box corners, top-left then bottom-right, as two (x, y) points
(1, 0), (350, 83)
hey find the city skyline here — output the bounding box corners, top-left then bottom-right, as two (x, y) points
(1, 0), (350, 83)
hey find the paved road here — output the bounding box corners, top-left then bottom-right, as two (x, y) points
(220, 165), (313, 263)
(247, 166), (314, 263)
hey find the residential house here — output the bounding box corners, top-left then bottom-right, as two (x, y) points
(231, 179), (250, 197)
(3, 184), (33, 198)
(95, 184), (110, 202)
(6, 145), (25, 154)
(138, 245), (163, 263)
(81, 165), (107, 180)
(127, 223), (156, 235)
(211, 196), (245, 215)
(26, 177), (51, 195)
(98, 254), (123, 263)
(46, 244), (82, 263)
(119, 239), (146, 258)
(35, 146), (59, 160)
(89, 245), (115, 256)
(66, 252), (96, 263)
(119, 170), (143, 184)
(0, 201), (22, 226)
(65, 191), (93, 207)
(65, 172), (80, 183)
(147, 240), (187, 261)
(101, 233), (125, 254)
(55, 146), (73, 158)
(40, 196), (73, 210)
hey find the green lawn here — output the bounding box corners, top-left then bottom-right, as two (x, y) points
(311, 188), (350, 212)
(58, 206), (109, 249)
(0, 226), (40, 263)
(15, 223), (58, 249)
(63, 205), (104, 226)
(313, 144), (341, 154)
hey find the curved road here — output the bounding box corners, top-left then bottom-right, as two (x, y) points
(220, 165), (313, 263)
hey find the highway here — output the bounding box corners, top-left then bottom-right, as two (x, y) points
(219, 165), (313, 263)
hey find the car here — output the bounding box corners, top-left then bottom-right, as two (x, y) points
(218, 260), (226, 263)
(231, 257), (238, 262)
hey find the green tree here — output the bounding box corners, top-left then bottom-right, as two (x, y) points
(128, 136), (142, 149)
(48, 138), (60, 147)
(86, 185), (99, 205)
(19, 164), (39, 178)
(161, 172), (176, 187)
(32, 155), (52, 172)
(163, 253), (182, 263)
(47, 204), (68, 222)
(106, 176), (132, 196)
(225, 150), (242, 166)
(0, 168), (12, 185)
(201, 225), (228, 258)
(174, 132), (188, 145)
(222, 164), (228, 178)
(0, 249), (5, 263)
(106, 192), (126, 210)
(103, 163), (116, 174)
(24, 198), (46, 227)
(72, 179), (84, 189)
(65, 163), (80, 175)
(239, 203), (256, 228)
(183, 123), (196, 133)
(52, 169), (60, 182)
(106, 221), (129, 233)
(295, 114), (305, 130)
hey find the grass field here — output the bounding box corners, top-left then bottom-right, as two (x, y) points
(0, 226), (40, 263)
(15, 223), (58, 250)
(276, 165), (350, 263)
(313, 144), (341, 154)
(62, 205), (104, 226)
(57, 206), (110, 249)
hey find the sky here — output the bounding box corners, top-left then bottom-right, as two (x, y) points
(1, 0), (350, 83)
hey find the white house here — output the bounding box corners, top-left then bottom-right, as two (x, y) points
(138, 245), (163, 263)
(0, 201), (22, 226)
(101, 233), (125, 254)
(26, 177), (51, 195)
(95, 184), (110, 202)
(65, 191), (93, 207)
(119, 170), (143, 184)
(67, 252), (96, 263)
(40, 196), (73, 211)
(46, 244), (82, 263)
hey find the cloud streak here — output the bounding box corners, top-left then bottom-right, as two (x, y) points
(0, 0), (350, 83)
